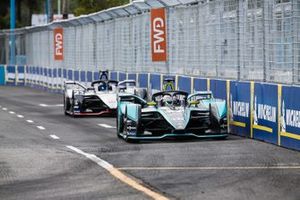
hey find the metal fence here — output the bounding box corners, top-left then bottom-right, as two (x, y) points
(0, 0), (299, 84)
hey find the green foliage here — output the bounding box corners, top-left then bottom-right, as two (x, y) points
(72, 0), (129, 16)
(0, 0), (130, 29)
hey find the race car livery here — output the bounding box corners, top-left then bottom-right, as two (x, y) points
(116, 79), (228, 141)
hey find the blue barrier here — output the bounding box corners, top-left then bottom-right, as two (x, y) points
(74, 71), (79, 81)
(150, 74), (161, 90)
(63, 69), (67, 79)
(87, 71), (93, 82)
(67, 69), (73, 80)
(0, 65), (5, 85)
(128, 73), (136, 81)
(6, 65), (16, 85)
(253, 83), (278, 144)
(193, 78), (207, 92)
(119, 72), (126, 81)
(210, 79), (227, 100)
(80, 71), (86, 82)
(178, 76), (191, 93)
(58, 68), (62, 78)
(53, 68), (57, 78)
(93, 71), (99, 81)
(281, 86), (300, 150)
(138, 73), (148, 88)
(16, 66), (25, 85)
(111, 72), (118, 81)
(230, 81), (251, 137)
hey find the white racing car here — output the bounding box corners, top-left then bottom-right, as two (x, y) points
(63, 71), (147, 117)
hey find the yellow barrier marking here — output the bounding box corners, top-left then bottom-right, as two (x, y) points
(207, 78), (210, 91)
(118, 166), (300, 170)
(281, 132), (300, 140)
(230, 121), (246, 128)
(67, 146), (169, 200)
(250, 81), (254, 138)
(253, 124), (273, 133)
(278, 84), (282, 146)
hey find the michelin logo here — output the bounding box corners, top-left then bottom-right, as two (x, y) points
(282, 100), (300, 130)
(253, 96), (276, 124)
(230, 95), (249, 118)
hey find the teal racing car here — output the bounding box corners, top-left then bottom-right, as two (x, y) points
(116, 82), (228, 142)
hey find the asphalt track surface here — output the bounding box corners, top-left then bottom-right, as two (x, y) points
(0, 86), (299, 200)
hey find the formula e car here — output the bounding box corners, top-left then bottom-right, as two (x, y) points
(116, 79), (228, 142)
(64, 71), (147, 116)
(64, 79), (119, 116)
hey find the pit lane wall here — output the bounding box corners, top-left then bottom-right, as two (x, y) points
(2, 65), (300, 151)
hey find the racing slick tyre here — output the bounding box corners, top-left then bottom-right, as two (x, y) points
(116, 107), (123, 139)
(123, 105), (140, 143)
(71, 90), (76, 117)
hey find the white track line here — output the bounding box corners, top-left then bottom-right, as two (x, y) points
(17, 115), (24, 118)
(36, 126), (45, 130)
(26, 120), (34, 123)
(49, 135), (60, 140)
(9, 111), (15, 114)
(66, 145), (168, 200)
(118, 166), (300, 170)
(39, 104), (63, 107)
(2, 108), (7, 111)
(98, 123), (116, 129)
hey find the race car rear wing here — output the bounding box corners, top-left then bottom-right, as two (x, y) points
(64, 81), (87, 90)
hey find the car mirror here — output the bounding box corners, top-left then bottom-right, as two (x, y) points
(147, 101), (157, 106)
(189, 100), (199, 106)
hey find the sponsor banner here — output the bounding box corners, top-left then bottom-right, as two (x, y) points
(193, 78), (207, 92)
(54, 28), (63, 60)
(80, 71), (85, 82)
(111, 72), (118, 81)
(6, 65), (16, 84)
(138, 73), (148, 88)
(0, 65), (5, 85)
(151, 8), (167, 62)
(119, 72), (126, 81)
(230, 81), (251, 137)
(74, 71), (79, 81)
(281, 86), (300, 150)
(253, 83), (278, 144)
(177, 76), (191, 93)
(210, 79), (227, 100)
(67, 69), (73, 80)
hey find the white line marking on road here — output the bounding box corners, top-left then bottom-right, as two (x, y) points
(37, 126), (45, 130)
(98, 123), (116, 129)
(17, 115), (24, 118)
(39, 104), (63, 107)
(66, 145), (168, 200)
(9, 111), (15, 114)
(2, 108), (7, 111)
(26, 120), (34, 123)
(50, 135), (60, 140)
(118, 166), (300, 170)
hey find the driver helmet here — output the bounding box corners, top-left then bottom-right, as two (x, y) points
(163, 95), (172, 105)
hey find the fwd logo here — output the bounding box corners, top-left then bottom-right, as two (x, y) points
(54, 28), (63, 60)
(151, 8), (167, 62)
